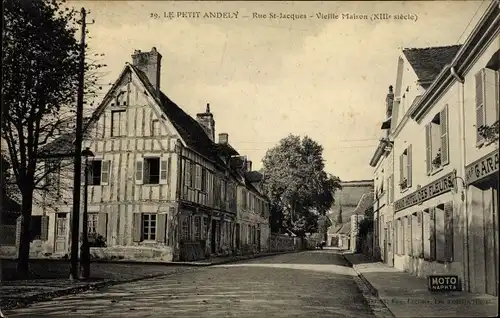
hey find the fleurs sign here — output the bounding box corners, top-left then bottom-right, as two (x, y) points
(465, 149), (499, 185)
(428, 275), (461, 292)
(394, 171), (456, 212)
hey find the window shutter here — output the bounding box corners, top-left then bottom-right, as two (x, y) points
(440, 105), (449, 165)
(407, 145), (412, 187)
(185, 161), (191, 187)
(160, 159), (168, 184)
(483, 68), (498, 126)
(135, 159), (143, 184)
(496, 71), (499, 121)
(425, 123), (432, 175)
(399, 153), (404, 188)
(167, 157), (172, 185)
(101, 160), (110, 185)
(429, 207), (436, 261)
(196, 165), (202, 189)
(40, 215), (49, 241)
(444, 201), (454, 262)
(475, 70), (485, 145)
(133, 212), (142, 242)
(418, 211), (424, 258)
(156, 213), (167, 243)
(97, 212), (108, 239)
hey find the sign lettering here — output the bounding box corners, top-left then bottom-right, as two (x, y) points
(428, 275), (461, 292)
(394, 171), (456, 212)
(465, 150), (499, 185)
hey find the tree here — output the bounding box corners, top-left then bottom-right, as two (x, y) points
(336, 206), (343, 225)
(2, 0), (105, 276)
(261, 135), (341, 237)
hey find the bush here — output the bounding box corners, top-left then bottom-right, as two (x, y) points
(86, 232), (107, 248)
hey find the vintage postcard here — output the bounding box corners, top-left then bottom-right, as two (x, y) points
(1, 0), (499, 317)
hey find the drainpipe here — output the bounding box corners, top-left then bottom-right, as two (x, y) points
(450, 65), (469, 292)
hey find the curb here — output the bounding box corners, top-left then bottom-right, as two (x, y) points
(0, 267), (198, 311)
(341, 253), (395, 318)
(341, 253), (380, 297)
(0, 250), (303, 311)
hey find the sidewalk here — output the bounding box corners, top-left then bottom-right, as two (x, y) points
(1, 250), (301, 311)
(342, 252), (498, 317)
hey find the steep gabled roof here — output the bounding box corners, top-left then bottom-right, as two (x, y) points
(402, 45), (462, 84)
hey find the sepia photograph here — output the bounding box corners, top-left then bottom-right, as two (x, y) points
(0, 0), (499, 317)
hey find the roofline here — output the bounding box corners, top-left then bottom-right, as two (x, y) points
(410, 0), (500, 122)
(369, 140), (386, 167)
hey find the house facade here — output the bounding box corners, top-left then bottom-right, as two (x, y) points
(29, 47), (270, 262)
(370, 1), (499, 296)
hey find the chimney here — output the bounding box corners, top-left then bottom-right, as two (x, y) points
(386, 85), (394, 118)
(246, 160), (252, 172)
(218, 133), (228, 144)
(131, 47), (162, 94)
(196, 103), (215, 141)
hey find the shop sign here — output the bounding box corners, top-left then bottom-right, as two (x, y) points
(394, 171), (456, 212)
(465, 150), (499, 185)
(428, 275), (461, 292)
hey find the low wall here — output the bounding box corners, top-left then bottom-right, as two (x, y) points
(0, 225), (16, 246)
(268, 234), (303, 252)
(90, 246), (174, 262)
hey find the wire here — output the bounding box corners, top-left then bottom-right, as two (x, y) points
(456, 0), (486, 45)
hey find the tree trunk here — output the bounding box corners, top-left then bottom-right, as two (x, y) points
(17, 189), (34, 278)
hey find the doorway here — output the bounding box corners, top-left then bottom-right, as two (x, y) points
(54, 212), (68, 254)
(211, 219), (217, 254)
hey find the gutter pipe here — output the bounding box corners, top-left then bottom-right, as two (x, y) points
(450, 64), (469, 292)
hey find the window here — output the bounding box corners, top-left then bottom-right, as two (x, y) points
(201, 168), (207, 192)
(399, 145), (412, 190)
(387, 174), (394, 203)
(88, 160), (110, 186)
(142, 213), (156, 241)
(475, 68), (499, 146)
(144, 158), (160, 184)
(151, 119), (160, 136)
(111, 110), (126, 137)
(411, 212), (422, 257)
(195, 165), (202, 190)
(45, 160), (60, 189)
(425, 106), (449, 174)
(181, 216), (190, 240)
(194, 216), (201, 241)
(88, 213), (98, 233)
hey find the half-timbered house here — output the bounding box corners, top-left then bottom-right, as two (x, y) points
(30, 47), (270, 262)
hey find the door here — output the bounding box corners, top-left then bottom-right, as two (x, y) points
(211, 219), (217, 254)
(383, 228), (388, 262)
(54, 213), (68, 254)
(387, 222), (394, 266)
(235, 223), (240, 249)
(256, 228), (261, 251)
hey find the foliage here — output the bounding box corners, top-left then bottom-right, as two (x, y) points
(478, 121), (499, 146)
(432, 148), (441, 168)
(336, 207), (343, 225)
(85, 232), (107, 248)
(357, 218), (373, 240)
(261, 135), (341, 237)
(2, 0), (105, 276)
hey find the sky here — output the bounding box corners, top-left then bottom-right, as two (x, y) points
(67, 0), (488, 181)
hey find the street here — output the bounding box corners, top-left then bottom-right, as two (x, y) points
(4, 250), (378, 317)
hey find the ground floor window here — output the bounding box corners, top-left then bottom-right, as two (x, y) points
(88, 213), (98, 234)
(194, 216), (201, 241)
(142, 213), (156, 241)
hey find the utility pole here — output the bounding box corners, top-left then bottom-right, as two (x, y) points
(69, 7), (87, 281)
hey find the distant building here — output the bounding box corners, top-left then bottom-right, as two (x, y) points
(327, 180), (373, 249)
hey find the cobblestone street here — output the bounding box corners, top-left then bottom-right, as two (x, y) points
(4, 250), (378, 317)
